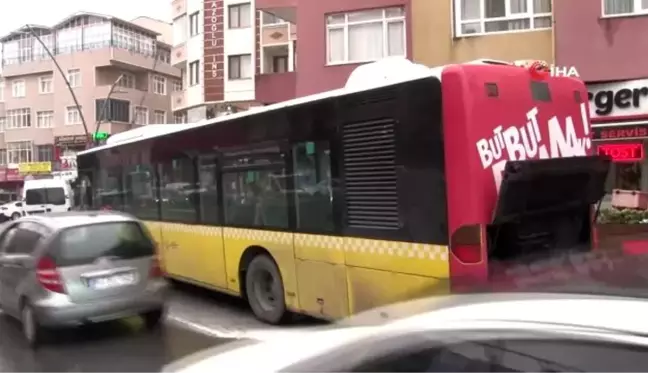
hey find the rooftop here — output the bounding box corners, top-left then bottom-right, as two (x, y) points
(0, 11), (162, 43)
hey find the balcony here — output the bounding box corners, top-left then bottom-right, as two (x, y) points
(256, 0), (297, 23)
(172, 90), (187, 111)
(110, 48), (180, 77)
(171, 43), (187, 67)
(171, 0), (187, 19)
(256, 72), (296, 104)
(261, 23), (297, 46)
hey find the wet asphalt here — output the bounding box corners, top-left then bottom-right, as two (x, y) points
(0, 312), (237, 372)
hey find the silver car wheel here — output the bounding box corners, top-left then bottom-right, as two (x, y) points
(22, 306), (35, 343)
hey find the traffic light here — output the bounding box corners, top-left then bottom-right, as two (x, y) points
(92, 131), (110, 141)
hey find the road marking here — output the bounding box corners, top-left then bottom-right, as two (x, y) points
(166, 314), (310, 341)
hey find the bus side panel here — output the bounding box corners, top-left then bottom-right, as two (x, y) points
(346, 265), (451, 315)
(294, 234), (349, 319)
(222, 228), (300, 311)
(158, 222), (228, 290)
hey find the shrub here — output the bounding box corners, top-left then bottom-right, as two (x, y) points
(598, 208), (648, 224)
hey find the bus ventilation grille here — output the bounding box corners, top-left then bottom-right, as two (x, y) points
(342, 118), (400, 230)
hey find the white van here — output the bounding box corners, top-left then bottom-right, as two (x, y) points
(22, 178), (74, 215)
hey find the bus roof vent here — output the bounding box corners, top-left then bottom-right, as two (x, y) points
(345, 57), (431, 91)
(342, 118), (400, 230)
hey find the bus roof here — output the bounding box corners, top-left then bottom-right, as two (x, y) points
(78, 58), (516, 156)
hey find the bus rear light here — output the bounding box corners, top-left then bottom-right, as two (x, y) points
(451, 244), (482, 264)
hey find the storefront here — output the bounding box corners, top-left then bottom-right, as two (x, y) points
(0, 167), (24, 202)
(589, 78), (648, 201)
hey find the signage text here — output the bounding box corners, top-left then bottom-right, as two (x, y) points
(597, 143), (644, 162)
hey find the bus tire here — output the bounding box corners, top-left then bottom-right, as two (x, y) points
(245, 255), (286, 324)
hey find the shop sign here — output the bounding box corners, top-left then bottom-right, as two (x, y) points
(597, 143), (644, 162)
(54, 135), (90, 147)
(592, 124), (648, 140)
(6, 169), (23, 181)
(18, 162), (51, 175)
(587, 78), (648, 118)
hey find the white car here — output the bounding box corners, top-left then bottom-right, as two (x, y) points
(0, 201), (24, 221)
(165, 293), (648, 372)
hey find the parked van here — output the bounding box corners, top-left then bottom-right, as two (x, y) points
(22, 179), (74, 215)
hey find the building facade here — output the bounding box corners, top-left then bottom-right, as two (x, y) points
(555, 0), (648, 201)
(0, 12), (181, 191)
(257, 0), (555, 98)
(171, 0), (296, 120)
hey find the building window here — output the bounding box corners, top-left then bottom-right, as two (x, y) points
(189, 60), (200, 86)
(0, 118), (5, 132)
(152, 75), (167, 95)
(36, 111), (54, 128)
(189, 11), (200, 36)
(7, 141), (33, 164)
(262, 12), (286, 25)
(66, 106), (82, 125)
(153, 110), (166, 123)
(95, 99), (130, 122)
(6, 108), (31, 129)
(67, 68), (81, 87)
(454, 0), (552, 36)
(12, 80), (25, 97)
(173, 80), (183, 92)
(229, 3), (252, 28)
(116, 73), (135, 89)
(39, 75), (53, 94)
(36, 145), (54, 162)
(228, 54), (252, 79)
(134, 106), (149, 125)
(0, 149), (6, 165)
(326, 7), (406, 64)
(604, 0), (648, 15)
(0, 81), (4, 101)
(173, 112), (186, 124)
(174, 16), (188, 44)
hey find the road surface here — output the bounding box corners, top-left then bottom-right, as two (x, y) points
(0, 282), (323, 372)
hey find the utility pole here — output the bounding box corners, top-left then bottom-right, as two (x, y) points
(94, 74), (124, 145)
(24, 24), (91, 148)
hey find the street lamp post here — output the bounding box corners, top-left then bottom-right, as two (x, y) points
(23, 24), (91, 148)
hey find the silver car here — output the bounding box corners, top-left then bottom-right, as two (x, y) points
(0, 211), (167, 347)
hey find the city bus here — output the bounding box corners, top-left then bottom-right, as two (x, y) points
(76, 58), (607, 324)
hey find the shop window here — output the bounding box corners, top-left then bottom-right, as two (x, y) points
(222, 169), (288, 229)
(198, 155), (220, 225)
(95, 166), (125, 211)
(615, 162), (641, 190)
(124, 164), (159, 220)
(159, 157), (198, 223)
(292, 141), (335, 232)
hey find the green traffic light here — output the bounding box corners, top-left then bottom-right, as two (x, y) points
(92, 132), (109, 141)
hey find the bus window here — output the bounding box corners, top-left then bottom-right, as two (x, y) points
(198, 155), (219, 225)
(292, 141), (335, 232)
(96, 166), (125, 211)
(125, 164), (159, 220)
(222, 169), (288, 229)
(159, 157), (199, 223)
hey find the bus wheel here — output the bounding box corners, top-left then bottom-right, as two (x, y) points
(245, 255), (286, 324)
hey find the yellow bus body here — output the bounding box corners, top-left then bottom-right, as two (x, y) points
(146, 220), (450, 319)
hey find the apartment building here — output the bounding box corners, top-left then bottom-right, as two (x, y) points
(0, 11), (181, 186)
(171, 0), (296, 120)
(554, 0), (648, 203)
(257, 0), (555, 98)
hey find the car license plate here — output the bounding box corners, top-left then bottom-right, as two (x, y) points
(88, 272), (137, 290)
